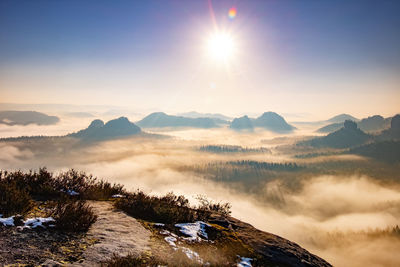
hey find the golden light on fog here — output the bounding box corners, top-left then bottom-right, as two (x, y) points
(206, 31), (236, 63)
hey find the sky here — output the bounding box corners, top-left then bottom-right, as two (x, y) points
(0, 0), (399, 118)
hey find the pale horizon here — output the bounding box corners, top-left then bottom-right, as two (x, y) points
(1, 1), (399, 119)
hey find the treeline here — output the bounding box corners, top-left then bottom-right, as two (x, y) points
(349, 140), (400, 163)
(183, 160), (303, 187)
(294, 152), (340, 159)
(0, 135), (62, 142)
(199, 145), (270, 154)
(227, 160), (302, 171)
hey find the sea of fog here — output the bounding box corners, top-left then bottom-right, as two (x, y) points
(1, 117), (399, 267)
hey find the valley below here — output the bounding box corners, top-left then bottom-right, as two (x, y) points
(1, 113), (399, 266)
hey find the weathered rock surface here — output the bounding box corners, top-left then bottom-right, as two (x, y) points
(70, 201), (151, 266)
(209, 214), (332, 267)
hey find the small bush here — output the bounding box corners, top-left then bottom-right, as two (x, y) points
(115, 191), (209, 224)
(0, 168), (125, 201)
(51, 199), (97, 232)
(196, 195), (231, 216)
(0, 180), (33, 217)
(56, 169), (125, 200)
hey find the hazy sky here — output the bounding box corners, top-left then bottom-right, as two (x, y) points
(1, 0), (399, 118)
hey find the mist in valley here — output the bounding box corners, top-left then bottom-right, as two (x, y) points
(1, 119), (399, 267)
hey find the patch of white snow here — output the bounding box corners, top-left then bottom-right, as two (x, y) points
(175, 221), (210, 241)
(237, 256), (252, 267)
(0, 216), (55, 228)
(24, 217), (55, 228)
(0, 216), (15, 226)
(164, 236), (177, 247)
(67, 190), (79, 196)
(180, 247), (203, 263)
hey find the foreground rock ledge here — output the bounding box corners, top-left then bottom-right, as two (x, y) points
(1, 201), (331, 267)
(209, 214), (332, 267)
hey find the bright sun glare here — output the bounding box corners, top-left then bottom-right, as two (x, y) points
(206, 31), (236, 63)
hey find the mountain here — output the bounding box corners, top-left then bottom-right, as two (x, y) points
(0, 110), (59, 126)
(304, 120), (371, 148)
(69, 117), (141, 140)
(230, 115), (253, 130)
(348, 115), (400, 162)
(349, 140), (400, 163)
(358, 115), (390, 132)
(229, 112), (295, 132)
(136, 112), (219, 128)
(178, 111), (232, 121)
(316, 122), (343, 133)
(377, 114), (400, 141)
(317, 115), (392, 133)
(252, 112), (295, 133)
(326, 113), (359, 123)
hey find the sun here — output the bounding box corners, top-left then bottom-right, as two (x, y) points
(206, 31), (236, 63)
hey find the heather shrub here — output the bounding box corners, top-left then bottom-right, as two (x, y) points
(196, 195), (231, 216)
(51, 199), (97, 232)
(115, 191), (210, 224)
(0, 168), (124, 201)
(0, 180), (33, 216)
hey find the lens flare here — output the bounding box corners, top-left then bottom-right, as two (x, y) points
(228, 7), (237, 19)
(206, 31), (236, 62)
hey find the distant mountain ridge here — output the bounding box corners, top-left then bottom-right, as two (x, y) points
(177, 111), (232, 121)
(326, 113), (359, 123)
(230, 116), (253, 130)
(303, 120), (372, 148)
(136, 112), (224, 128)
(230, 112), (295, 133)
(317, 115), (392, 133)
(347, 115), (400, 162)
(0, 110), (60, 126)
(68, 117), (141, 140)
(253, 112), (295, 132)
(377, 114), (400, 141)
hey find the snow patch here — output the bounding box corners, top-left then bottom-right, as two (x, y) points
(164, 236), (177, 247)
(0, 215), (15, 226)
(180, 247), (203, 264)
(60, 189), (80, 196)
(157, 223), (207, 264)
(0, 215), (55, 228)
(111, 194), (124, 198)
(67, 190), (79, 196)
(237, 256), (252, 267)
(24, 217), (56, 228)
(175, 221), (210, 241)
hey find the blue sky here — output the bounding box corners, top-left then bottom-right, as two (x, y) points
(1, 0), (399, 117)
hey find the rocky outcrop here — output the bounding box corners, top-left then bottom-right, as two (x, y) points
(253, 112), (295, 133)
(136, 112), (220, 128)
(209, 214), (332, 267)
(68, 117), (141, 140)
(377, 114), (400, 141)
(303, 120), (371, 148)
(209, 214), (331, 267)
(70, 201), (151, 266)
(230, 115), (253, 130)
(230, 112), (295, 133)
